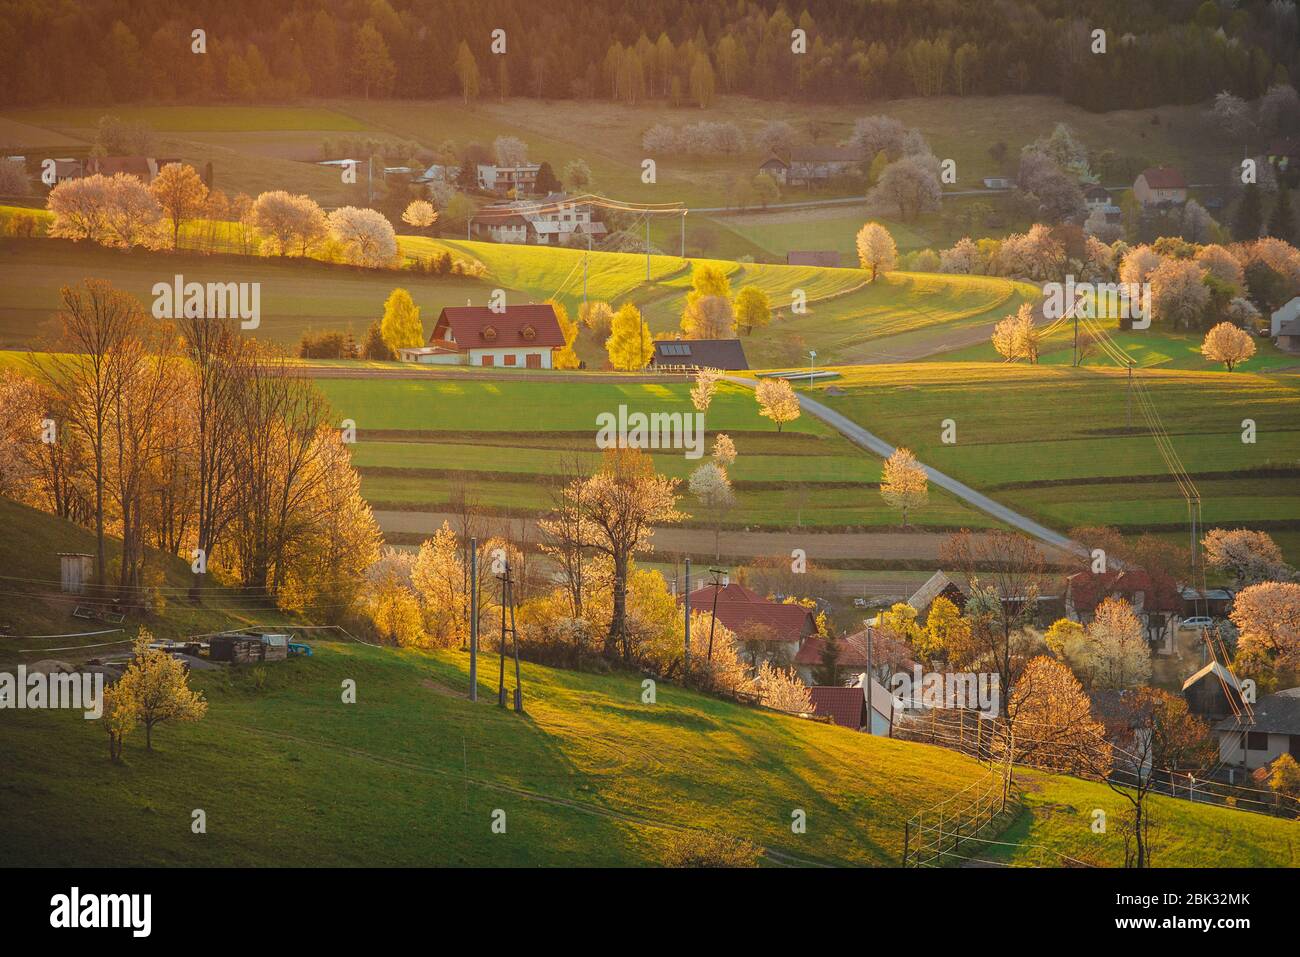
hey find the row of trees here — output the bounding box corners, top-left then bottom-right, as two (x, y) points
(46, 165), (404, 269)
(5, 3), (1294, 112)
(0, 279), (380, 615)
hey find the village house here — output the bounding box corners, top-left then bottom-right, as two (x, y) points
(477, 163), (541, 195)
(414, 163), (459, 185)
(1064, 569), (1182, 654)
(1214, 688), (1300, 771)
(906, 570), (969, 619)
(1271, 296), (1300, 352)
(1132, 166), (1188, 207)
(792, 633), (870, 686)
(808, 677), (895, 735)
(683, 580), (817, 670)
(759, 146), (860, 187)
(400, 304), (565, 368)
(470, 196), (606, 246)
(650, 338), (749, 371)
(1181, 661), (1246, 721)
(1083, 184), (1111, 210)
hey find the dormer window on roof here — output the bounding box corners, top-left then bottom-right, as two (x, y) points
(482, 325), (497, 341)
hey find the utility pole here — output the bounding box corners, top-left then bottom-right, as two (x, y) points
(680, 211), (685, 259)
(808, 349), (817, 383)
(508, 563), (523, 713)
(1127, 361), (1134, 429)
(1072, 312), (1078, 367)
(497, 565), (508, 707)
(865, 623), (874, 736)
(706, 568), (726, 661)
(469, 537), (478, 701)
(683, 558), (691, 678)
(584, 232), (591, 309)
(645, 215), (651, 281)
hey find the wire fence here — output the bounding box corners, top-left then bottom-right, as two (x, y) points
(894, 706), (1300, 821)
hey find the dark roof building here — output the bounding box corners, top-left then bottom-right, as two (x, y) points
(808, 686), (867, 729)
(651, 338), (748, 370)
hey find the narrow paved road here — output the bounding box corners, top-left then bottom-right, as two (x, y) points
(726, 377), (1082, 557)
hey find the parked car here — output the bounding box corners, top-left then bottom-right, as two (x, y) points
(1181, 616), (1214, 629)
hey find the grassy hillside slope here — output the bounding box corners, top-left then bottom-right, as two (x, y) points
(1, 635), (1294, 868)
(0, 498), (299, 662)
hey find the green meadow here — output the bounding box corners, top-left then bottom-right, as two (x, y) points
(315, 375), (994, 530)
(1, 632), (1293, 868)
(801, 362), (1300, 546)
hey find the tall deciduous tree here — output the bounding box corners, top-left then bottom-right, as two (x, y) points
(733, 286), (771, 335)
(855, 221), (897, 280)
(605, 303), (653, 370)
(380, 288), (423, 353)
(454, 41), (480, 104)
(37, 280), (144, 585)
(149, 162), (208, 250)
(754, 378), (800, 432)
(582, 448), (683, 657)
(880, 447), (928, 526)
(115, 629), (207, 750)
(1200, 321), (1257, 370)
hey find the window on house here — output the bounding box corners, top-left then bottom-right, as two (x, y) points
(1246, 732), (1269, 751)
(503, 354), (516, 366)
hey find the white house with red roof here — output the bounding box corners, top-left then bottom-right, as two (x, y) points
(399, 304), (566, 368)
(1133, 166), (1188, 206)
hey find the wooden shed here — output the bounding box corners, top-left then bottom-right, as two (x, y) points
(57, 552), (93, 594)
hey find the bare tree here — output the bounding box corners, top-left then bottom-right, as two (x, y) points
(36, 280), (144, 586)
(941, 530), (1047, 720)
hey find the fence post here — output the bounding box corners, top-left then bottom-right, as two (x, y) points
(903, 819), (910, 866)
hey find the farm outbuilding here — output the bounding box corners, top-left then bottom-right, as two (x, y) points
(208, 631), (289, 664)
(57, 553), (93, 594)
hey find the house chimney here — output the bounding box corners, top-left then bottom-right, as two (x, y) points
(722, 572), (730, 587)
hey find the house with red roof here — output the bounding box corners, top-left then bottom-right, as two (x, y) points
(1133, 166), (1188, 207)
(1065, 568), (1182, 654)
(684, 580), (817, 669)
(807, 675), (895, 734)
(401, 304), (565, 369)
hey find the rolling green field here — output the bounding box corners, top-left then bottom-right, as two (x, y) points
(315, 375), (996, 531)
(1, 630), (1293, 867)
(801, 362), (1300, 547)
(933, 323), (1300, 373)
(0, 235), (1031, 369)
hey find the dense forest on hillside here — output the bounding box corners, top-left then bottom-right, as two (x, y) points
(0, 0), (1296, 111)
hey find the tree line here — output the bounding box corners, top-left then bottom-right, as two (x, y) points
(1, 1), (1295, 112)
(0, 280), (381, 618)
